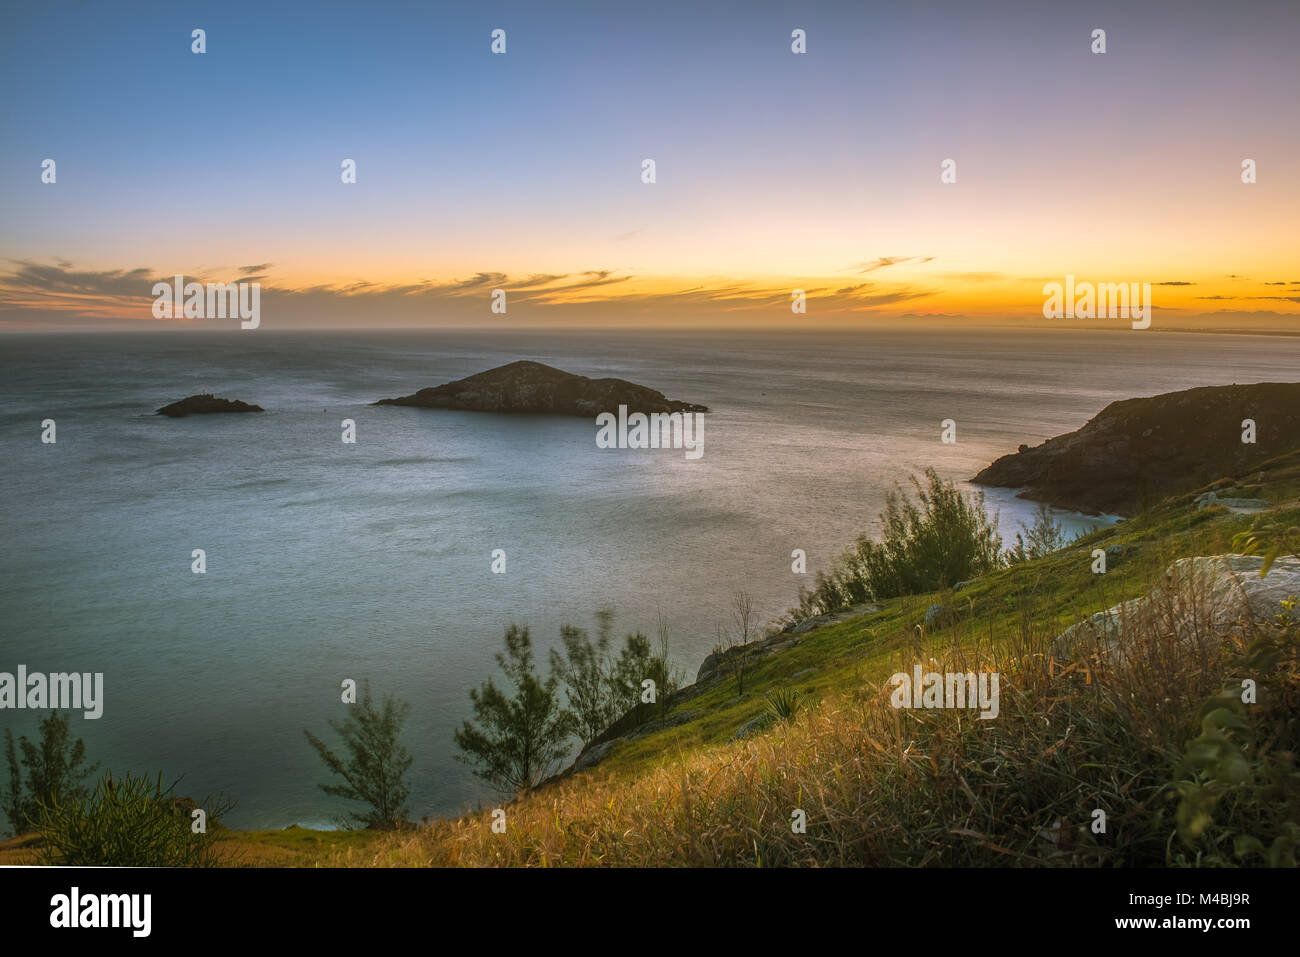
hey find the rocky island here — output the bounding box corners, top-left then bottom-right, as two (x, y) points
(374, 360), (708, 416)
(972, 381), (1300, 515)
(156, 395), (265, 418)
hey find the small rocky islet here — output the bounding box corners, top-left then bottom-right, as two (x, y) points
(156, 395), (265, 418)
(374, 360), (708, 416)
(153, 361), (707, 421)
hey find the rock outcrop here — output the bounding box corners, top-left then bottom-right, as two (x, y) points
(972, 382), (1300, 515)
(156, 395), (264, 417)
(375, 360), (708, 416)
(1051, 554), (1300, 664)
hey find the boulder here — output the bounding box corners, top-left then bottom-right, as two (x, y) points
(572, 739), (619, 773)
(791, 614), (834, 635)
(730, 712), (774, 742)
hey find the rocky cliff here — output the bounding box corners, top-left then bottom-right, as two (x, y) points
(972, 382), (1300, 515)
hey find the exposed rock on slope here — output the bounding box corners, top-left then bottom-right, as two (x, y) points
(156, 395), (264, 417)
(972, 382), (1300, 515)
(1052, 554), (1300, 664)
(375, 360), (708, 416)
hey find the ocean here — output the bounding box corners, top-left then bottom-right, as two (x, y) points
(2, 326), (1297, 827)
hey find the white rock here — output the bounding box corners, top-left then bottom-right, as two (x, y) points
(1052, 554), (1300, 662)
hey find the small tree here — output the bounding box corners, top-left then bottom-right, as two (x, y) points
(647, 613), (685, 719)
(733, 589), (759, 646)
(550, 613), (616, 746)
(609, 629), (653, 717)
(1007, 501), (1068, 563)
(455, 625), (575, 796)
(304, 684), (413, 829)
(3, 712), (98, 836)
(713, 589), (759, 696)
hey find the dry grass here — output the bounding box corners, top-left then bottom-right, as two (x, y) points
(326, 557), (1294, 867)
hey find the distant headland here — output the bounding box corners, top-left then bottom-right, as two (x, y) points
(972, 381), (1300, 515)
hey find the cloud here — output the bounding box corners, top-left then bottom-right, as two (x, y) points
(1156, 281), (1195, 286)
(844, 255), (933, 274)
(1193, 294), (1300, 305)
(3, 260), (158, 297)
(0, 260), (167, 321)
(847, 289), (935, 309)
(449, 271), (508, 290)
(239, 263), (273, 274)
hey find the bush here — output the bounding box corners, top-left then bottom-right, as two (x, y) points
(37, 770), (231, 867)
(764, 688), (801, 723)
(1168, 599), (1300, 866)
(788, 468), (1002, 618)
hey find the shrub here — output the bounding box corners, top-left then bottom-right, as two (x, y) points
(1168, 599), (1300, 866)
(764, 688), (801, 723)
(786, 468), (1002, 620)
(37, 770), (231, 867)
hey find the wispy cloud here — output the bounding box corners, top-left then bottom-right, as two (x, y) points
(843, 255), (934, 275)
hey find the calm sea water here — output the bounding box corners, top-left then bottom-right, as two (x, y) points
(2, 326), (1297, 827)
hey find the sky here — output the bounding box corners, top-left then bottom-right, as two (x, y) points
(1, 0), (1298, 330)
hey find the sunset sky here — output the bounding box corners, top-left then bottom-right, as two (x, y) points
(2, 0), (1298, 330)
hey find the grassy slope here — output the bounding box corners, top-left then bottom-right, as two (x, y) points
(319, 449), (1297, 866)
(586, 450), (1300, 783)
